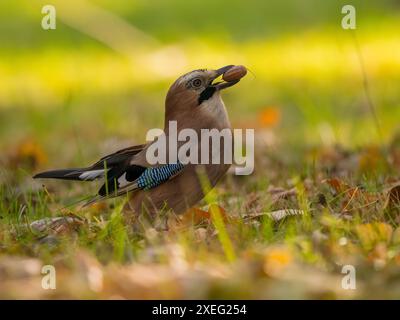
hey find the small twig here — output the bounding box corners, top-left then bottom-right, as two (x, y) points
(351, 199), (379, 211)
(341, 186), (359, 212)
(351, 30), (383, 142)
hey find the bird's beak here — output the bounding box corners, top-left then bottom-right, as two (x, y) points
(210, 65), (240, 90)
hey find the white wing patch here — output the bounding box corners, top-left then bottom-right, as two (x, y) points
(117, 172), (130, 188)
(79, 169), (106, 181)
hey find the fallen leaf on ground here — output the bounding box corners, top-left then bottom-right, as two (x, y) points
(385, 183), (400, 209)
(268, 186), (297, 204)
(29, 216), (84, 235)
(174, 205), (230, 229)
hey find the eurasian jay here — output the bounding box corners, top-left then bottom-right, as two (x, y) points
(34, 65), (247, 220)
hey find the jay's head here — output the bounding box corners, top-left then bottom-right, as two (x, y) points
(165, 65), (245, 121)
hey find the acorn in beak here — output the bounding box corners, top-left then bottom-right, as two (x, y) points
(210, 65), (247, 90)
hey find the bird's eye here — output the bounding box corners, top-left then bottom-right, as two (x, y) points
(191, 78), (203, 88)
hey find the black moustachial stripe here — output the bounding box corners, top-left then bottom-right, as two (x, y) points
(198, 86), (216, 105)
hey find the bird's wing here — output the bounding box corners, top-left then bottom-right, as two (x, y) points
(34, 141), (185, 206)
(85, 138), (186, 205)
(85, 162), (185, 206)
(33, 144), (146, 181)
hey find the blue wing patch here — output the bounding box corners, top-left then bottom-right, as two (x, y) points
(136, 163), (184, 190)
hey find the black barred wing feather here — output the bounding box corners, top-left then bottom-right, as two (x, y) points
(98, 164), (146, 196)
(33, 141), (185, 206)
(33, 144), (146, 181)
(85, 163), (185, 206)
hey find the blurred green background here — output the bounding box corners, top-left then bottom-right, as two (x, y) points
(0, 0), (399, 168)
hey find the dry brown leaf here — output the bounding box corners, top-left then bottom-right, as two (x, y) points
(244, 192), (260, 210)
(169, 205), (230, 231)
(178, 207), (210, 227)
(324, 178), (379, 212)
(208, 204), (228, 222)
(324, 178), (345, 193)
(269, 187), (297, 203)
(29, 216), (84, 235)
(385, 183), (400, 209)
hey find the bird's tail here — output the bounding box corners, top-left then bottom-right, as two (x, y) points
(33, 168), (106, 181)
